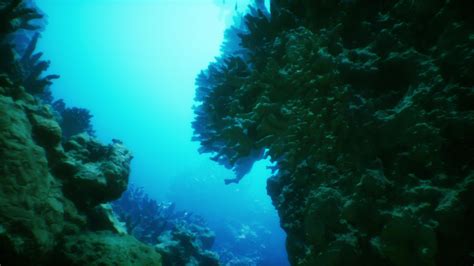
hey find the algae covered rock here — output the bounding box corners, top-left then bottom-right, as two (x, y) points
(193, 0), (474, 265)
(0, 80), (66, 264)
(56, 231), (162, 266)
(0, 75), (159, 265)
(0, 2), (158, 264)
(87, 203), (128, 234)
(59, 134), (133, 209)
(0, 75), (148, 265)
(156, 224), (220, 266)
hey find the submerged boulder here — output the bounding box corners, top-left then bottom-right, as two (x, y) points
(59, 134), (133, 209)
(87, 203), (128, 234)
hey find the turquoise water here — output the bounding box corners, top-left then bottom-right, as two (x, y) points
(36, 0), (288, 264)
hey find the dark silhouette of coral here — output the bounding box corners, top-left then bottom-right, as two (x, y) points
(0, 1), (57, 96)
(0, 0), (95, 140)
(52, 99), (96, 139)
(193, 0), (474, 265)
(0, 0), (42, 36)
(18, 32), (59, 94)
(112, 185), (208, 244)
(112, 185), (176, 243)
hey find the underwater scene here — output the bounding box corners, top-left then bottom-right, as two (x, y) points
(0, 0), (473, 265)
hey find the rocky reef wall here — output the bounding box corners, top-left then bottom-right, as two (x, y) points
(0, 1), (163, 265)
(0, 76), (162, 265)
(193, 0), (474, 265)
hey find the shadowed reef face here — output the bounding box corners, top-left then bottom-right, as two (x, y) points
(193, 0), (474, 265)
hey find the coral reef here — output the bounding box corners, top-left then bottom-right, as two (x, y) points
(112, 185), (220, 265)
(17, 32), (60, 95)
(56, 232), (162, 266)
(0, 1), (161, 264)
(0, 1), (59, 97)
(193, 0), (474, 265)
(52, 99), (95, 139)
(59, 133), (132, 209)
(0, 0), (92, 140)
(215, 222), (273, 266)
(0, 75), (161, 265)
(113, 185), (202, 243)
(0, 0), (42, 36)
(156, 223), (220, 266)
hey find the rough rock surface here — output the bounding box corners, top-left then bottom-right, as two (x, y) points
(0, 77), (161, 265)
(193, 1), (474, 265)
(59, 133), (133, 209)
(0, 77), (66, 264)
(156, 224), (220, 266)
(87, 203), (128, 234)
(56, 231), (162, 266)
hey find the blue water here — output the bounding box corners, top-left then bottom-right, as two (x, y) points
(36, 0), (288, 265)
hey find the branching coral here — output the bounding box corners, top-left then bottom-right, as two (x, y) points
(0, 0), (58, 96)
(112, 185), (219, 265)
(112, 185), (208, 241)
(112, 185), (181, 244)
(19, 32), (59, 94)
(0, 0), (42, 36)
(52, 99), (95, 140)
(0, 1), (94, 140)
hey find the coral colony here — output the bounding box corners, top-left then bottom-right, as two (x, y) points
(0, 0), (473, 265)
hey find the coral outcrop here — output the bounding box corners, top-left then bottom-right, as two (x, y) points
(0, 1), (162, 265)
(59, 134), (132, 209)
(193, 0), (474, 265)
(156, 224), (220, 266)
(52, 99), (96, 139)
(0, 77), (64, 264)
(0, 75), (162, 265)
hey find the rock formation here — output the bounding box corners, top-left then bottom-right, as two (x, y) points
(0, 76), (162, 265)
(0, 1), (163, 264)
(193, 1), (474, 265)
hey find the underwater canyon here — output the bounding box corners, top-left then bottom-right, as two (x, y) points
(1, 0), (473, 265)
